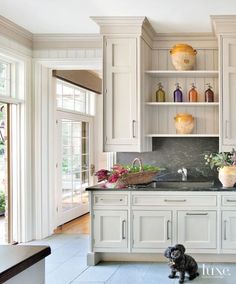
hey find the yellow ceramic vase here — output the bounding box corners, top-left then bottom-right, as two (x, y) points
(170, 44), (197, 70)
(174, 113), (194, 134)
(219, 166), (236, 188)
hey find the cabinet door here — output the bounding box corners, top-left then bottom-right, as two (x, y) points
(104, 37), (138, 152)
(93, 210), (128, 249)
(133, 211), (172, 248)
(222, 211), (236, 249)
(177, 211), (217, 249)
(221, 37), (236, 150)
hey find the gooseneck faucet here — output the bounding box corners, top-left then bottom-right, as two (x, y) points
(177, 167), (188, 181)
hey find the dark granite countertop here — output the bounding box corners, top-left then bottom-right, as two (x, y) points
(0, 245), (51, 283)
(86, 181), (236, 192)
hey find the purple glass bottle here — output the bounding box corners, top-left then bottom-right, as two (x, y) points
(174, 83), (183, 102)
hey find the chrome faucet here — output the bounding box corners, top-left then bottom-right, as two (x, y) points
(177, 167), (188, 181)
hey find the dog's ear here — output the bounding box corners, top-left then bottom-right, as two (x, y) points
(164, 247), (173, 258)
(175, 244), (186, 254)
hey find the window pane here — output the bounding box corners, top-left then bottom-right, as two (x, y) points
(56, 79), (95, 115)
(0, 62), (10, 97)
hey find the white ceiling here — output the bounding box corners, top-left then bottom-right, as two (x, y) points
(1, 0), (236, 34)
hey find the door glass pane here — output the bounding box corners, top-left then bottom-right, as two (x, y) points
(61, 119), (90, 212)
(0, 103), (8, 243)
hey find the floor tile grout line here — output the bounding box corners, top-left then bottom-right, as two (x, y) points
(69, 265), (90, 283)
(104, 263), (121, 283)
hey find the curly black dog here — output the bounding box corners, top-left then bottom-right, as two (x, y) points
(164, 244), (199, 283)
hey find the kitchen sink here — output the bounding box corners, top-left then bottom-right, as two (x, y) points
(148, 180), (215, 189)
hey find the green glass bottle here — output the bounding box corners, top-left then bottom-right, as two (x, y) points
(156, 83), (165, 102)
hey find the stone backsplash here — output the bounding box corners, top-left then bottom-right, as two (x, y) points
(117, 137), (219, 179)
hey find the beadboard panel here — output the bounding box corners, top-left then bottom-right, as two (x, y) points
(33, 47), (102, 59)
(146, 105), (219, 136)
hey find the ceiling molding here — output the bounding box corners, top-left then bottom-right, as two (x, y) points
(211, 15), (236, 35)
(33, 34), (102, 49)
(0, 15), (33, 49)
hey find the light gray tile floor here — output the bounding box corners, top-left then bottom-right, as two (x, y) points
(27, 234), (236, 284)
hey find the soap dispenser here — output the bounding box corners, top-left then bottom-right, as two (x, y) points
(156, 82), (165, 102)
(188, 83), (198, 102)
(174, 83), (183, 102)
(205, 83), (214, 102)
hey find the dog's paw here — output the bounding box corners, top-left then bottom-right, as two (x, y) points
(179, 280), (184, 284)
(189, 272), (199, 280)
(168, 274), (175, 279)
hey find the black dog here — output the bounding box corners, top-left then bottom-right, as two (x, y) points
(164, 244), (199, 283)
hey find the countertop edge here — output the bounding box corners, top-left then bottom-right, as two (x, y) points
(0, 246), (51, 283)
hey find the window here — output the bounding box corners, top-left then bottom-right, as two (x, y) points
(0, 61), (10, 97)
(56, 79), (95, 115)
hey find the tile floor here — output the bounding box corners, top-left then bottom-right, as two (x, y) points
(28, 234), (236, 284)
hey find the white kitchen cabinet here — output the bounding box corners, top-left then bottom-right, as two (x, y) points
(221, 36), (236, 151)
(177, 210), (217, 249)
(93, 210), (128, 249)
(222, 211), (236, 249)
(133, 210), (172, 248)
(103, 37), (139, 152)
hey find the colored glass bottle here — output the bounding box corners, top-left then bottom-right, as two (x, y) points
(156, 83), (165, 102)
(174, 83), (183, 102)
(205, 83), (214, 102)
(188, 83), (198, 102)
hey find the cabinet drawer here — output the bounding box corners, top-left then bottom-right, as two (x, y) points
(132, 195), (217, 207)
(94, 194), (128, 206)
(222, 196), (236, 206)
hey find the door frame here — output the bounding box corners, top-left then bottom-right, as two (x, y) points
(56, 109), (94, 226)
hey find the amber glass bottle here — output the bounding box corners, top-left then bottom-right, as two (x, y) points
(156, 83), (165, 102)
(205, 83), (214, 102)
(188, 83), (198, 102)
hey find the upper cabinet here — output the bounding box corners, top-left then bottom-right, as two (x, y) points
(212, 16), (236, 151)
(92, 16), (236, 152)
(103, 37), (138, 152)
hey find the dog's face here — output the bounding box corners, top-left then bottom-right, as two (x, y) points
(164, 244), (186, 261)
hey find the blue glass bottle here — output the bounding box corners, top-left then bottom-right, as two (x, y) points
(174, 83), (183, 102)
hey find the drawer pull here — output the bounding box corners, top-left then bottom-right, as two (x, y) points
(167, 220), (171, 240)
(122, 220), (126, 239)
(224, 220), (227, 240)
(186, 213), (208, 216)
(99, 198), (123, 202)
(226, 199), (236, 202)
(132, 120), (136, 138)
(164, 199), (186, 202)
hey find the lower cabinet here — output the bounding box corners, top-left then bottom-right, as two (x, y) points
(93, 210), (128, 249)
(177, 211), (217, 249)
(222, 211), (236, 249)
(133, 210), (172, 248)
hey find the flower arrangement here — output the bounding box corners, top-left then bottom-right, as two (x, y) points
(95, 162), (162, 188)
(204, 148), (236, 170)
(95, 165), (129, 184)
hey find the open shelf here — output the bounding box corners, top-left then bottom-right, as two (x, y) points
(146, 134), (219, 138)
(146, 102), (219, 106)
(145, 70), (219, 78)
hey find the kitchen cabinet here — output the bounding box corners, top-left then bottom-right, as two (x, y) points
(103, 37), (139, 152)
(93, 210), (128, 249)
(222, 211), (236, 249)
(88, 189), (236, 265)
(133, 210), (172, 248)
(177, 210), (217, 249)
(220, 36), (236, 151)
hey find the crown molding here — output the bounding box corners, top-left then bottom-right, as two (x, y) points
(211, 15), (236, 35)
(91, 16), (155, 37)
(33, 34), (102, 49)
(0, 15), (33, 49)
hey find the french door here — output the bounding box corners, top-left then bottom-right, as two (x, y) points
(56, 110), (94, 225)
